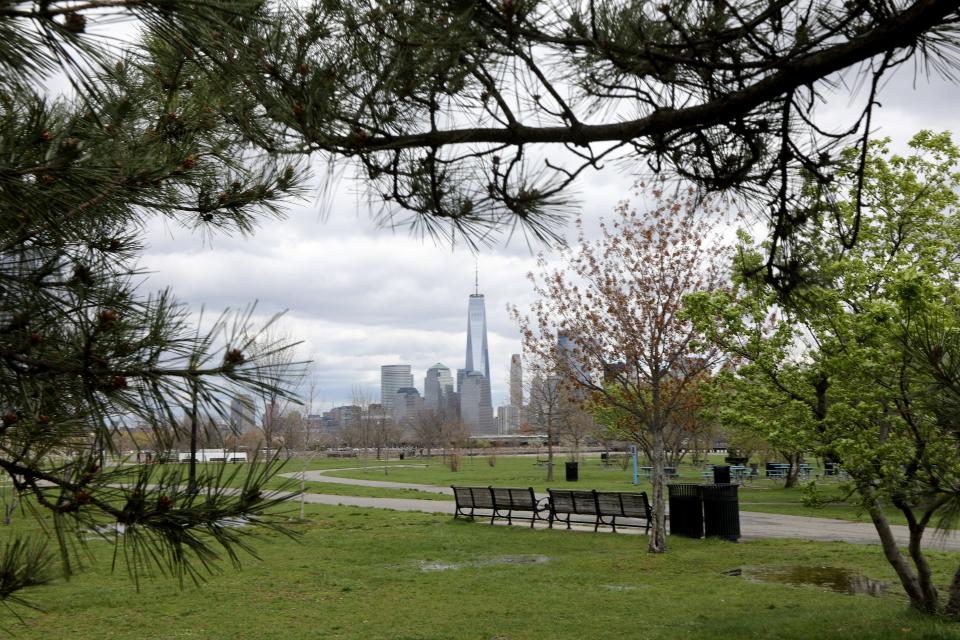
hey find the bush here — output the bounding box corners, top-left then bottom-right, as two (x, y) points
(800, 481), (829, 508)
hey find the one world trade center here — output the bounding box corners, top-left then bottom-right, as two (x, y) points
(462, 279), (494, 434)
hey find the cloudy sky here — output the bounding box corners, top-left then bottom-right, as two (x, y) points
(138, 61), (960, 411)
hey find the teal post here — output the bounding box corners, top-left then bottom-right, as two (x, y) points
(632, 445), (639, 486)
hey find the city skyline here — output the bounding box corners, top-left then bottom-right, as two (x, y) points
(138, 67), (955, 412)
(371, 286), (499, 433)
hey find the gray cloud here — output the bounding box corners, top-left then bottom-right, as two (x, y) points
(139, 68), (960, 410)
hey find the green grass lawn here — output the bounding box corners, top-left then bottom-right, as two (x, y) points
(110, 454), (907, 524)
(107, 457), (453, 502)
(12, 503), (960, 639)
(323, 454), (882, 522)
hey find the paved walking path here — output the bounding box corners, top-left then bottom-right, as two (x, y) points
(292, 466), (452, 494)
(282, 468), (960, 551)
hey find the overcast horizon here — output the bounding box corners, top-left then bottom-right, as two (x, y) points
(137, 62), (960, 412)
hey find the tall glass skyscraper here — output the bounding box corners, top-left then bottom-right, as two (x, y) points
(465, 293), (490, 380)
(509, 353), (523, 408)
(424, 363), (455, 415)
(380, 364), (413, 411)
(463, 291), (494, 433)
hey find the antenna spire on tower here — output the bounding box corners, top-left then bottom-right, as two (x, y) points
(474, 260), (479, 295)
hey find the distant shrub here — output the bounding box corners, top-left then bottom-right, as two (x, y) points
(800, 481), (829, 508)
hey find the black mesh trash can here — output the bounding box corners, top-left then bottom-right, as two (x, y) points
(701, 483), (740, 542)
(565, 461), (579, 482)
(713, 465), (731, 484)
(668, 483), (704, 538)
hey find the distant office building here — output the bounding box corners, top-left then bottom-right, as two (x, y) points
(329, 405), (361, 432)
(466, 293), (491, 381)
(557, 330), (590, 398)
(424, 363), (455, 415)
(509, 354), (523, 408)
(393, 387), (423, 425)
(496, 404), (521, 435)
(528, 374), (545, 412)
(305, 414), (329, 441)
(310, 413), (341, 438)
(460, 371), (487, 434)
(557, 331), (578, 376)
(229, 394), (256, 433)
(462, 284), (495, 433)
(367, 403), (388, 423)
(380, 364), (414, 410)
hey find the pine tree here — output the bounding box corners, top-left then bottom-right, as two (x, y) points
(0, 1), (307, 603)
(231, 0), (960, 292)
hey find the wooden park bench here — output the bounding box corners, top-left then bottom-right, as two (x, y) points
(451, 486), (548, 528)
(546, 489), (652, 533)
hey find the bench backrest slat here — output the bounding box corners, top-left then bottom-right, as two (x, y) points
(617, 492), (650, 518)
(571, 490), (597, 514)
(510, 487), (537, 510)
(549, 489), (575, 512)
(595, 492), (623, 516)
(489, 487), (537, 510)
(594, 491), (650, 518)
(452, 485), (476, 508)
(549, 489), (598, 515)
(471, 486), (496, 509)
(490, 487), (511, 509)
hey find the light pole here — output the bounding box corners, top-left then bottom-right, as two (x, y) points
(188, 378), (198, 493)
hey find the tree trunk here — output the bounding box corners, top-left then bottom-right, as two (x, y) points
(648, 417), (668, 553)
(866, 498), (933, 612)
(784, 451), (802, 489)
(546, 420), (554, 482)
(904, 513), (941, 613)
(944, 565), (960, 617)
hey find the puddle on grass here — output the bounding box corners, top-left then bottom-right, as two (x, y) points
(89, 523), (126, 537)
(418, 555), (550, 572)
(723, 566), (889, 596)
